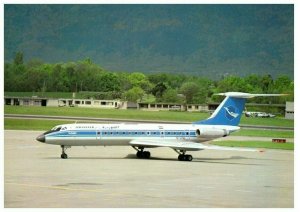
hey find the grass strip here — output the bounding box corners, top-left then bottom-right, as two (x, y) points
(4, 106), (209, 122)
(233, 129), (294, 138)
(4, 119), (74, 131)
(4, 105), (294, 127)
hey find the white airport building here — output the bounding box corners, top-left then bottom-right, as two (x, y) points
(285, 102), (294, 119)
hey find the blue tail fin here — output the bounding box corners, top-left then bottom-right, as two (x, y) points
(195, 96), (246, 126)
(194, 92), (287, 126)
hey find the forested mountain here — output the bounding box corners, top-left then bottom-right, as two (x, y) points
(4, 4), (294, 78)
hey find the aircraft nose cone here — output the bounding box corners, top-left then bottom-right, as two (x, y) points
(36, 134), (45, 143)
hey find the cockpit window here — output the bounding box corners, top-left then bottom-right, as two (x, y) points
(44, 126), (62, 135)
(51, 126), (62, 131)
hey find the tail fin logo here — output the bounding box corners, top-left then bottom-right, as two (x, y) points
(224, 106), (239, 120)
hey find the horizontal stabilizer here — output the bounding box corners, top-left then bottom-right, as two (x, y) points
(215, 92), (288, 98)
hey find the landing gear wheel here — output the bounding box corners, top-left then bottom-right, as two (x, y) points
(178, 154), (184, 161)
(61, 153), (68, 159)
(178, 154), (193, 161)
(186, 154), (193, 161)
(137, 151), (143, 158)
(60, 145), (69, 159)
(136, 150), (151, 159)
(144, 151), (151, 159)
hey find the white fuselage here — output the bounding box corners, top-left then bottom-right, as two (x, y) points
(43, 123), (240, 146)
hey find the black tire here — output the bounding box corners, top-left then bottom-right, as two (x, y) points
(136, 151), (142, 158)
(178, 154), (184, 161)
(186, 155), (193, 161)
(144, 151), (151, 159)
(61, 153), (68, 159)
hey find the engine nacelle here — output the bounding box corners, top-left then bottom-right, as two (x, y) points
(195, 128), (229, 138)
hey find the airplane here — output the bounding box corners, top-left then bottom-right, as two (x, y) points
(36, 92), (286, 161)
(245, 111), (276, 118)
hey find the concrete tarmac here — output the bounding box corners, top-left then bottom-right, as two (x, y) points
(4, 130), (294, 208)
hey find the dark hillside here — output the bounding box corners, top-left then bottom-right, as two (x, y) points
(4, 4), (294, 78)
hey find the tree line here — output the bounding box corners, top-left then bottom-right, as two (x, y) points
(4, 52), (294, 104)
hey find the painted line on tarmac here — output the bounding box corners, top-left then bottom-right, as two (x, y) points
(5, 182), (105, 193)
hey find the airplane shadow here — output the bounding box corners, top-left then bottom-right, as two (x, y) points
(43, 154), (262, 166)
(124, 154), (262, 166)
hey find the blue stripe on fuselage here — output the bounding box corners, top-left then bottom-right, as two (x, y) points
(46, 130), (197, 138)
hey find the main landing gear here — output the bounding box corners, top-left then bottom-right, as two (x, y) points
(174, 149), (193, 161)
(61, 145), (70, 159)
(132, 147), (151, 159)
(178, 154), (193, 161)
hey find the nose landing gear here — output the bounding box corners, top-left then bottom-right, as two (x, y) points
(61, 145), (70, 159)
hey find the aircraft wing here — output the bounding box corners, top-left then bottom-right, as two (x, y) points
(129, 139), (259, 152)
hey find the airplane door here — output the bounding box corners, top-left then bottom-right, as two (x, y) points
(160, 129), (164, 138)
(160, 130), (164, 138)
(96, 130), (101, 140)
(159, 126), (164, 138)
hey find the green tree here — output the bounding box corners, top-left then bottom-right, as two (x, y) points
(261, 74), (273, 93)
(216, 75), (250, 92)
(151, 82), (167, 98)
(244, 74), (263, 93)
(26, 58), (44, 68)
(193, 78), (213, 103)
(123, 87), (145, 102)
(148, 73), (187, 89)
(117, 72), (132, 91)
(128, 72), (153, 92)
(180, 82), (200, 104)
(97, 72), (121, 92)
(51, 64), (69, 92)
(65, 65), (77, 92)
(161, 88), (182, 103)
(271, 75), (294, 103)
(4, 63), (15, 91)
